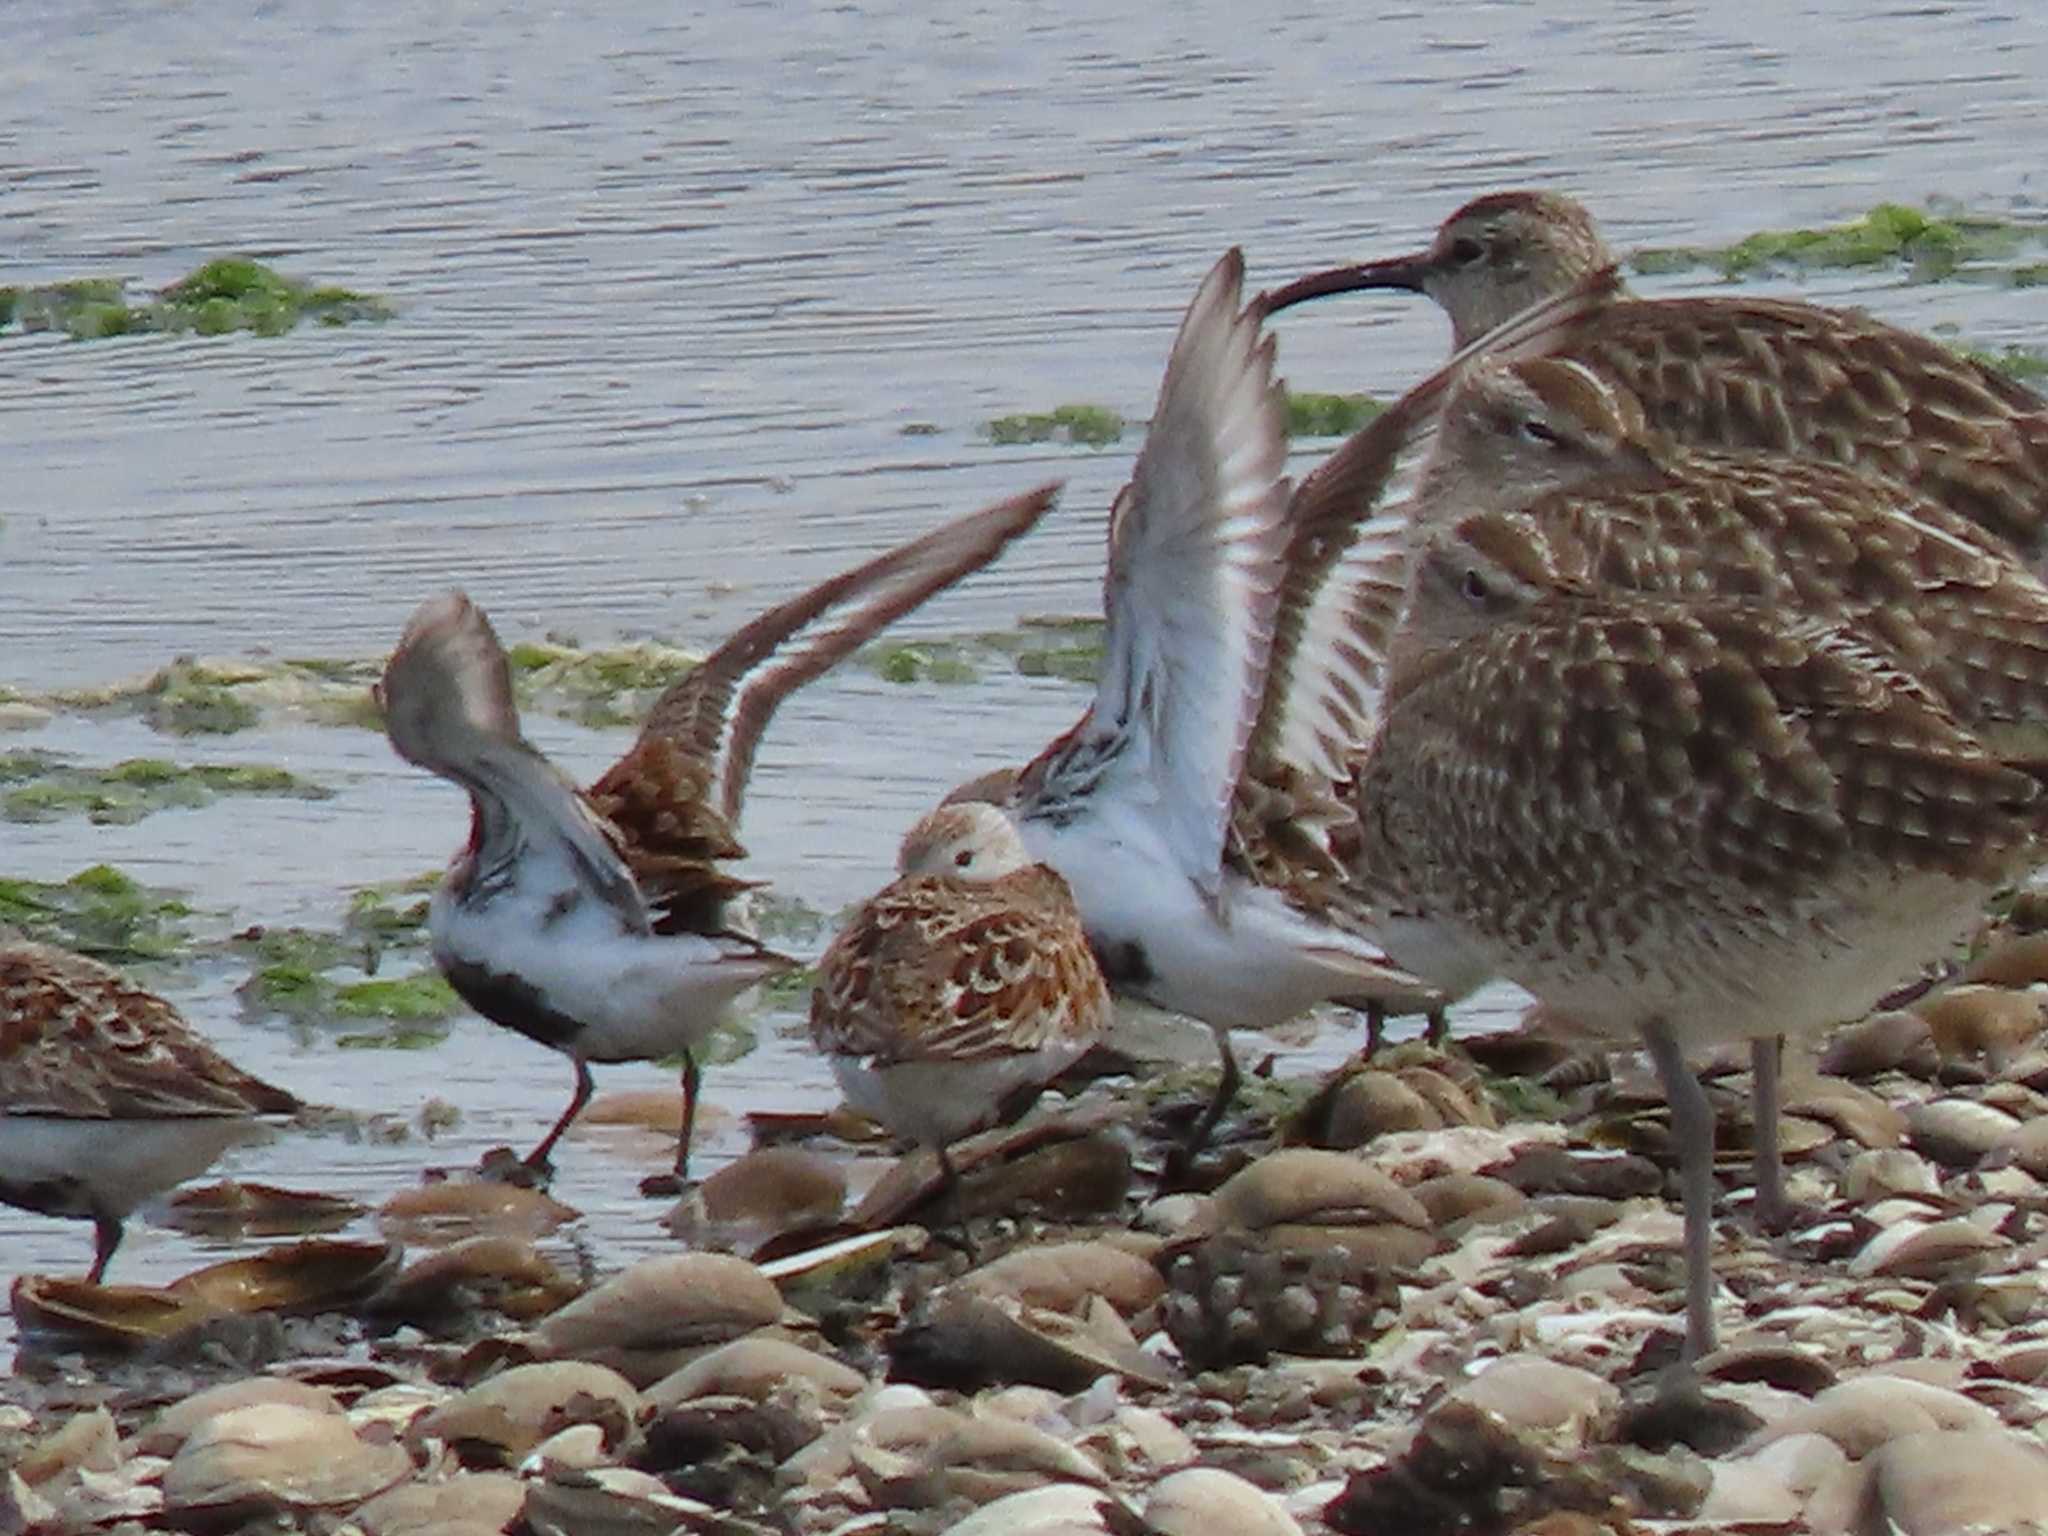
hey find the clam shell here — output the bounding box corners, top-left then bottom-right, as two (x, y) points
(13, 1239), (398, 1348)
(161, 1180), (365, 1238)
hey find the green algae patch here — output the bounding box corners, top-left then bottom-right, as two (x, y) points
(0, 865), (194, 961)
(39, 654), (384, 734)
(976, 614), (1106, 686)
(33, 637), (704, 736)
(862, 641), (981, 686)
(1285, 390), (1382, 439)
(498, 638), (701, 728)
(334, 971), (462, 1021)
(751, 891), (832, 945)
(0, 749), (331, 825)
(1956, 342), (2048, 384)
(1632, 203), (2038, 282)
(5, 258), (393, 343)
(986, 404), (1126, 448)
(759, 965), (819, 1006)
(240, 948), (461, 1033)
(345, 874), (438, 944)
(1482, 1074), (1570, 1123)
(855, 616), (1104, 689)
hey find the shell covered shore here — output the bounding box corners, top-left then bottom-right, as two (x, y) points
(10, 905), (2048, 1535)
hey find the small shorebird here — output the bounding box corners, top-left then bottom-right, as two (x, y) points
(0, 938), (302, 1282)
(379, 487), (1057, 1195)
(809, 801), (1109, 1219)
(1353, 489), (2048, 1358)
(1258, 189), (2048, 571)
(948, 248), (1442, 1165)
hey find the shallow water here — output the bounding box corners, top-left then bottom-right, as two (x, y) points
(3, 0), (2047, 1352)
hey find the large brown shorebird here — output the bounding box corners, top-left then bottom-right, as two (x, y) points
(1259, 189), (2048, 572)
(0, 939), (302, 1281)
(809, 801), (1109, 1220)
(1262, 191), (2048, 1100)
(1349, 370), (2048, 1359)
(378, 487), (1057, 1196)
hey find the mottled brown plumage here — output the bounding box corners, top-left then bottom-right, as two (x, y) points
(1357, 510), (2048, 1357)
(0, 940), (301, 1280)
(1262, 190), (2048, 570)
(1402, 359), (2048, 761)
(810, 803), (1108, 1172)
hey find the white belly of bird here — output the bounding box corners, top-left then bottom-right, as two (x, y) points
(0, 1115), (270, 1220)
(830, 1041), (1090, 1151)
(431, 875), (776, 1063)
(1020, 809), (1390, 1032)
(1464, 868), (1989, 1055)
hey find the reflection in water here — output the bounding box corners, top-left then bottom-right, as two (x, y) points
(3, 0), (2044, 1340)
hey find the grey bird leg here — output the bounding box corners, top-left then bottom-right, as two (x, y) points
(1364, 1001), (1388, 1059)
(88, 1212), (123, 1284)
(1642, 1022), (1717, 1360)
(1179, 1029), (1243, 1168)
(525, 1057), (595, 1178)
(641, 1050), (701, 1198)
(1425, 1005), (1449, 1049)
(1751, 1035), (1786, 1233)
(936, 1142), (978, 1261)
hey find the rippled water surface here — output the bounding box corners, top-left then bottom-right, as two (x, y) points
(4, 1), (2046, 1350)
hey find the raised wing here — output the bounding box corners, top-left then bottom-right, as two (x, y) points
(381, 591), (648, 925)
(629, 484), (1058, 831)
(1253, 265), (1627, 783)
(1031, 248), (1290, 894)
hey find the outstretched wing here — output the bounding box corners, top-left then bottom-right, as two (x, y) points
(631, 484), (1059, 830)
(1029, 248), (1290, 895)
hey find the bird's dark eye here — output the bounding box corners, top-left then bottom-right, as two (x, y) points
(1447, 236), (1485, 266)
(1461, 568), (1490, 603)
(954, 849), (974, 868)
(1518, 417), (1563, 448)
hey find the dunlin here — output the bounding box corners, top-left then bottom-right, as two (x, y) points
(380, 487), (1057, 1194)
(809, 801), (1110, 1218)
(1259, 189), (2048, 569)
(0, 939), (302, 1281)
(1354, 507), (2048, 1357)
(949, 248), (1431, 1164)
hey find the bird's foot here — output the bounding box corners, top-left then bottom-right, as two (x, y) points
(639, 1170), (694, 1200)
(478, 1146), (553, 1188)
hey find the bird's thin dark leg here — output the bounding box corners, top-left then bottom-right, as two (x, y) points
(525, 1058), (595, 1176)
(1643, 1022), (1717, 1361)
(1182, 1031), (1242, 1163)
(1363, 1002), (1387, 1059)
(640, 1051), (701, 1198)
(1425, 1005), (1449, 1049)
(88, 1213), (123, 1284)
(1751, 1034), (1786, 1233)
(937, 1142), (977, 1260)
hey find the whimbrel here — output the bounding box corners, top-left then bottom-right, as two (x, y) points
(1351, 410), (2048, 1358)
(1260, 189), (2048, 573)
